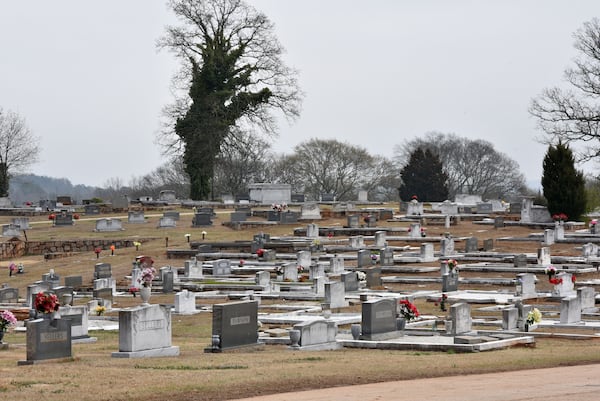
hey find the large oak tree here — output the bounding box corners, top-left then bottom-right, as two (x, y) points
(159, 0), (301, 200)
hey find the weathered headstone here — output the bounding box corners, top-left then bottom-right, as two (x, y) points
(380, 247), (394, 265)
(364, 266), (382, 288)
(420, 243), (435, 261)
(163, 211), (180, 221)
(84, 204), (101, 215)
(329, 257), (345, 274)
(537, 247), (551, 266)
(60, 305), (90, 340)
(212, 259), (231, 276)
(483, 238), (494, 251)
(184, 258), (203, 279)
(128, 210), (145, 223)
(64, 275), (83, 289)
(440, 237), (455, 256)
(290, 319), (339, 350)
(347, 215), (360, 228)
(283, 263), (299, 282)
(306, 224), (319, 238)
(174, 290), (197, 314)
(406, 200), (423, 216)
(53, 211), (74, 226)
(309, 263), (326, 280)
(516, 273), (537, 299)
(513, 254), (528, 267)
(11, 217), (29, 230)
(465, 237), (478, 252)
(408, 223), (422, 239)
(94, 263), (112, 279)
(501, 307), (518, 330)
(450, 302), (472, 336)
(325, 281), (348, 308)
(341, 271), (359, 292)
(543, 229), (555, 246)
(578, 287), (596, 311)
(0, 287), (18, 303)
(157, 216), (176, 228)
(493, 216), (505, 228)
(297, 251), (311, 269)
(357, 249), (373, 268)
(2, 224), (21, 237)
(349, 236), (365, 249)
(374, 231), (387, 247)
(560, 296), (582, 324)
(112, 304), (179, 358)
(442, 272), (459, 292)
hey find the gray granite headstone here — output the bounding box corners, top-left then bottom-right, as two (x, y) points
(341, 271), (359, 292)
(502, 307), (518, 330)
(380, 247), (394, 266)
(292, 319), (338, 350)
(162, 270), (174, 294)
(442, 273), (459, 292)
(230, 211), (247, 223)
(212, 259), (231, 276)
(360, 298), (399, 340)
(0, 287), (18, 303)
(494, 216), (505, 228)
(357, 249), (373, 268)
(364, 266), (382, 288)
(54, 211), (74, 226)
(465, 237), (478, 252)
(163, 211), (180, 221)
(60, 305), (89, 339)
(157, 216), (177, 228)
(560, 296), (582, 324)
(208, 300), (259, 352)
(329, 257), (344, 273)
(192, 213), (213, 226)
(93, 287), (113, 302)
(513, 254), (528, 267)
(347, 215), (360, 228)
(84, 204), (101, 215)
(20, 318), (72, 364)
(64, 275), (83, 289)
(128, 211), (145, 223)
(94, 263), (112, 279)
(483, 238), (494, 251)
(440, 237), (455, 256)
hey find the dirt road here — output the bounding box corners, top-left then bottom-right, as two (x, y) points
(234, 364), (600, 401)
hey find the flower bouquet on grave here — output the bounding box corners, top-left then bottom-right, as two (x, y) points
(552, 213), (568, 222)
(549, 277), (563, 285)
(0, 310), (17, 332)
(256, 248), (265, 257)
(526, 308), (542, 325)
(445, 259), (459, 274)
(34, 292), (60, 315)
(128, 287), (139, 297)
(95, 305), (106, 316)
(356, 271), (366, 282)
(398, 299), (420, 321)
(544, 265), (557, 278)
(138, 267), (156, 288)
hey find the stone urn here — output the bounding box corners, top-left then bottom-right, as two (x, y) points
(289, 329), (301, 348)
(140, 286), (151, 305)
(350, 324), (361, 340)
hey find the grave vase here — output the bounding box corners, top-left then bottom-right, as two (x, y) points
(396, 317), (406, 332)
(140, 286), (151, 305)
(289, 329), (301, 348)
(0, 330), (4, 343)
(350, 324), (361, 340)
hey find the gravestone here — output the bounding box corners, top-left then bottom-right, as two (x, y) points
(306, 224), (319, 238)
(230, 211), (247, 223)
(2, 224), (21, 237)
(537, 247), (551, 266)
(283, 263), (299, 282)
(513, 254), (528, 267)
(358, 190), (368, 202)
(329, 257), (344, 274)
(341, 271), (359, 292)
(543, 229), (555, 246)
(440, 237), (455, 256)
(84, 204), (101, 215)
(582, 243), (598, 257)
(174, 290), (197, 314)
(349, 236), (365, 249)
(408, 223), (422, 239)
(54, 211), (74, 226)
(255, 271), (271, 291)
(360, 298), (400, 340)
(320, 194), (335, 202)
(299, 202), (321, 220)
(313, 276), (325, 296)
(483, 238), (494, 251)
(60, 305), (90, 340)
(420, 243), (434, 261)
(380, 247), (394, 266)
(206, 300), (260, 352)
(364, 266), (382, 288)
(347, 215), (360, 228)
(450, 302), (472, 335)
(493, 216), (505, 228)
(442, 272), (459, 292)
(365, 214), (377, 227)
(128, 210), (145, 223)
(516, 273), (537, 299)
(27, 283), (50, 308)
(161, 211), (180, 221)
(184, 258), (203, 279)
(162, 269), (174, 294)
(578, 287), (596, 311)
(212, 259), (231, 276)
(12, 217), (29, 230)
(53, 286), (74, 305)
(374, 231), (387, 247)
(19, 318), (72, 365)
(325, 281), (348, 308)
(552, 272), (575, 297)
(112, 304), (179, 358)
(157, 216), (176, 228)
(93, 287), (113, 304)
(159, 190), (177, 202)
(309, 263), (326, 280)
(465, 237), (478, 252)
(192, 213), (212, 226)
(0, 287), (18, 303)
(476, 203), (493, 213)
(235, 206), (252, 216)
(554, 222), (565, 240)
(291, 193), (305, 203)
(94, 219), (123, 232)
(357, 249), (373, 268)
(440, 200), (458, 215)
(64, 275), (83, 289)
(297, 251), (312, 269)
(94, 263), (112, 279)
(560, 296), (582, 324)
(42, 272), (60, 288)
(261, 249), (276, 261)
(290, 319), (339, 350)
(516, 302), (533, 330)
(280, 211), (298, 224)
(502, 307), (518, 330)
(406, 200), (423, 216)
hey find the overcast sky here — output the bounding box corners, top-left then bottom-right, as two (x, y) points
(1, 1), (599, 188)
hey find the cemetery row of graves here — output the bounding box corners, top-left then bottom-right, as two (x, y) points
(0, 196), (599, 371)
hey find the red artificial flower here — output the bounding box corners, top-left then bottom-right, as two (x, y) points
(572, 275), (576, 283)
(73, 213), (80, 220)
(549, 277), (563, 285)
(48, 214), (56, 220)
(256, 248), (265, 257)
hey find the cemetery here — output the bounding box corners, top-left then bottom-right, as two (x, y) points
(0, 198), (598, 400)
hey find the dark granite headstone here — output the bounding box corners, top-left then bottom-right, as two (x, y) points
(291, 193), (305, 203)
(235, 206), (252, 216)
(513, 254), (528, 267)
(357, 250), (373, 268)
(347, 215), (360, 228)
(379, 209), (394, 220)
(483, 238), (494, 251)
(267, 210), (279, 221)
(84, 204), (101, 215)
(208, 300), (259, 351)
(192, 213), (213, 226)
(279, 211), (298, 224)
(230, 211), (247, 223)
(494, 216), (505, 228)
(510, 202), (522, 214)
(361, 298), (398, 339)
(320, 194), (335, 202)
(20, 318), (72, 364)
(162, 271), (174, 294)
(163, 211), (180, 221)
(64, 276), (83, 289)
(54, 211), (74, 226)
(94, 263), (112, 279)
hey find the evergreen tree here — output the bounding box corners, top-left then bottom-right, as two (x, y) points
(541, 142), (586, 220)
(399, 148), (449, 201)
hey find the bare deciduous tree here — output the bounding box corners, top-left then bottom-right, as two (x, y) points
(0, 107), (40, 196)
(530, 18), (600, 161)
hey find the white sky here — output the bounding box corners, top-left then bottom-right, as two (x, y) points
(0, 1), (598, 188)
